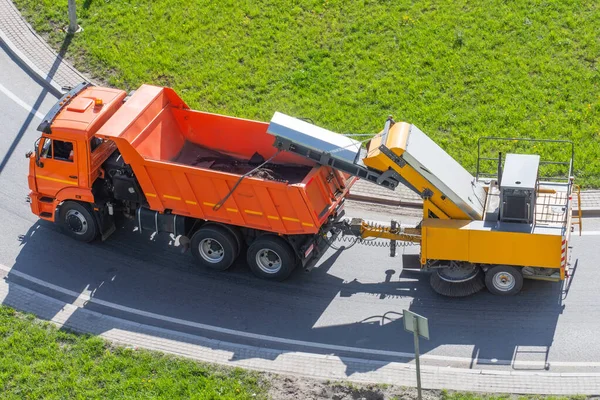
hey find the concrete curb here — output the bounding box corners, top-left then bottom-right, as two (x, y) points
(349, 193), (600, 218)
(579, 207), (600, 218)
(0, 30), (63, 97)
(348, 192), (423, 208)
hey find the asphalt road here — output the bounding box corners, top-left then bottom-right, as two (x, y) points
(1, 44), (600, 374)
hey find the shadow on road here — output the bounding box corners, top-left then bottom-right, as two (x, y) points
(331, 265), (564, 373)
(2, 218), (568, 377)
(0, 33), (73, 175)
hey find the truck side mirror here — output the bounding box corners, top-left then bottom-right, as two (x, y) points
(34, 138), (44, 168)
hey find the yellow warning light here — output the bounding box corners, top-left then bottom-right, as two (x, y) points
(94, 98), (103, 106)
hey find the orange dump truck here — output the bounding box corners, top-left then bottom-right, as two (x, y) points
(27, 83), (353, 280)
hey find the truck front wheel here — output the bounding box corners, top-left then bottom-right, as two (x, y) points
(58, 201), (98, 243)
(190, 225), (239, 271)
(247, 236), (297, 281)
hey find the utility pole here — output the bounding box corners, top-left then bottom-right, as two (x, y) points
(67, 0), (82, 34)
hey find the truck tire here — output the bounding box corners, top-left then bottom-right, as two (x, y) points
(206, 223), (244, 257)
(58, 201), (98, 243)
(190, 225), (239, 271)
(247, 235), (297, 281)
(485, 265), (523, 296)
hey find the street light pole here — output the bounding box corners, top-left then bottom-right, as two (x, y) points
(67, 0), (79, 34)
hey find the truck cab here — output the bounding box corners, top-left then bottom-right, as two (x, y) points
(27, 83), (126, 222)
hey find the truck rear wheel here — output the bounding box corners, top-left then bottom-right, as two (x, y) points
(485, 265), (523, 296)
(247, 236), (297, 281)
(191, 225), (239, 271)
(214, 223), (244, 257)
(58, 201), (98, 243)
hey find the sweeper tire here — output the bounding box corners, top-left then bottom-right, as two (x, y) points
(484, 265), (523, 296)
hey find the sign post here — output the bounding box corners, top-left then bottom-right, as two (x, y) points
(403, 310), (429, 400)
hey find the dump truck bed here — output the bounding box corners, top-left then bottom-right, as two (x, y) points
(96, 85), (354, 235)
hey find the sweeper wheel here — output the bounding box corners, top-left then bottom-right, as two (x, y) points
(429, 262), (486, 297)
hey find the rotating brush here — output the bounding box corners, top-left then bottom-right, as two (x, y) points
(429, 268), (486, 297)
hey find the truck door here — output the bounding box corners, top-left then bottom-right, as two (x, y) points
(35, 137), (79, 197)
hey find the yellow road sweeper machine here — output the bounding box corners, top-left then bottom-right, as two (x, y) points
(267, 114), (581, 297)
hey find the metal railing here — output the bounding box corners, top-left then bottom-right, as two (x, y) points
(476, 137), (575, 232)
(534, 181), (571, 227)
(476, 137), (574, 184)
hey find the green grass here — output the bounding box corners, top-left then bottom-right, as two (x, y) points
(14, 0), (600, 187)
(0, 305), (265, 399)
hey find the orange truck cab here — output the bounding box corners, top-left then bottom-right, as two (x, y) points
(28, 84), (125, 223)
(27, 82), (354, 280)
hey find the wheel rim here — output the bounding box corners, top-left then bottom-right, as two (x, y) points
(492, 271), (516, 292)
(255, 249), (282, 274)
(198, 238), (225, 263)
(65, 209), (88, 235)
(436, 263), (480, 283)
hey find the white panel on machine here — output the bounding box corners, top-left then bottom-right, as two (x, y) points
(403, 125), (487, 219)
(267, 112), (362, 164)
(501, 154), (539, 190)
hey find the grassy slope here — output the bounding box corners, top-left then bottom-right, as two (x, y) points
(14, 0), (600, 186)
(0, 306), (264, 399)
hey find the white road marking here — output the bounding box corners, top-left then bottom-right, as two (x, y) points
(0, 82), (45, 119)
(580, 231), (600, 236)
(1, 262), (600, 368)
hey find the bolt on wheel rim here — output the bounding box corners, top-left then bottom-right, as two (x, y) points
(255, 249), (282, 274)
(492, 271), (516, 291)
(65, 209), (87, 235)
(199, 238), (225, 263)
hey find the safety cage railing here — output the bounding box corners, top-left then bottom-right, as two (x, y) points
(476, 137), (575, 230)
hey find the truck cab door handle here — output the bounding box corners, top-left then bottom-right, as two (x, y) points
(69, 175), (78, 179)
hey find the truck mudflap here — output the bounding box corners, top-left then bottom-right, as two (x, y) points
(94, 203), (116, 241)
(299, 202), (346, 272)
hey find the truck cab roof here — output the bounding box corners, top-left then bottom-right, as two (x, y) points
(37, 83), (126, 140)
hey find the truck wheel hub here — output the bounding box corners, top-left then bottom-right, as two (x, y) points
(492, 272), (515, 291)
(199, 238), (224, 263)
(65, 210), (87, 235)
(256, 249), (282, 274)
